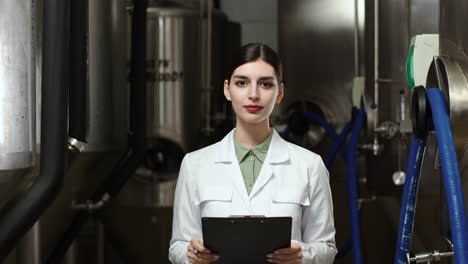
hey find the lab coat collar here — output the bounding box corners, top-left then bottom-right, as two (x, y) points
(214, 128), (290, 164)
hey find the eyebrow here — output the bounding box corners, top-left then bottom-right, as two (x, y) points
(232, 75), (275, 81)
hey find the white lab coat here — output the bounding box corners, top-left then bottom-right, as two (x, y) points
(169, 129), (337, 264)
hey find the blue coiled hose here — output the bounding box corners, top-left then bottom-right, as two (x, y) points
(346, 108), (366, 264)
(282, 111), (354, 167)
(427, 88), (468, 264)
(325, 117), (354, 168)
(394, 137), (427, 264)
(303, 112), (338, 139)
(283, 110), (360, 258)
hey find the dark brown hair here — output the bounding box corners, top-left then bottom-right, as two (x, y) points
(226, 43), (283, 83)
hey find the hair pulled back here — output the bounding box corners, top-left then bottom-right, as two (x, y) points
(226, 43), (283, 83)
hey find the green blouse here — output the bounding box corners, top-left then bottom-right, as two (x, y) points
(233, 130), (273, 195)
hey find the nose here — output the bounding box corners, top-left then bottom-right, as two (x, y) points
(248, 84), (259, 101)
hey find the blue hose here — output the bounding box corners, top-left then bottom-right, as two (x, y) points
(394, 137), (427, 264)
(282, 110), (361, 258)
(325, 118), (354, 168)
(346, 108), (366, 264)
(303, 112), (338, 139)
(427, 88), (468, 264)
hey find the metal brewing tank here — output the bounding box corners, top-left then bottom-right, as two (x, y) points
(144, 1), (202, 152)
(102, 2), (226, 263)
(36, 0), (130, 263)
(0, 0), (36, 212)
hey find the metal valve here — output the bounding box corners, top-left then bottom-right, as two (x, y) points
(407, 250), (454, 263)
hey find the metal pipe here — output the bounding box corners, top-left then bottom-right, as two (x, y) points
(71, 193), (111, 212)
(408, 250), (454, 263)
(354, 0), (359, 76)
(68, 0), (89, 145)
(373, 0), (379, 124)
(200, 0), (213, 135)
(63, 241), (78, 264)
(17, 221), (41, 264)
(96, 220), (105, 264)
(372, 0), (380, 153)
(0, 0), (70, 259)
(45, 0), (148, 262)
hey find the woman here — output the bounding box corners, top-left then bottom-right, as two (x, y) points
(169, 43), (337, 264)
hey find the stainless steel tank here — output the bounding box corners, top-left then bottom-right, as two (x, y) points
(278, 1), (443, 263)
(278, 2), (362, 263)
(364, 0), (440, 194)
(37, 0), (130, 263)
(436, 0), (468, 231)
(144, 2), (203, 152)
(0, 0), (36, 211)
(435, 0), (468, 153)
(102, 2), (227, 263)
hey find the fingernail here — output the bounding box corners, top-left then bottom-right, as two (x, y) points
(274, 251), (279, 254)
(267, 259), (273, 263)
(266, 254), (272, 258)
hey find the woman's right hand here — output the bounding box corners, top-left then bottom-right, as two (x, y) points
(187, 238), (220, 264)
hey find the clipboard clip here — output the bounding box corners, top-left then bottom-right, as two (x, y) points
(228, 215), (266, 218)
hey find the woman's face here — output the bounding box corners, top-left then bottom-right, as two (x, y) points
(224, 59), (284, 125)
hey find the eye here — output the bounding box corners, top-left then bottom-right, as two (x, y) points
(260, 82), (273, 88)
(235, 80), (247, 87)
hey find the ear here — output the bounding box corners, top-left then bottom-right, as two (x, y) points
(223, 79), (232, 101)
(275, 83), (284, 104)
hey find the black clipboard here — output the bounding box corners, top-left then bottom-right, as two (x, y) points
(202, 216), (292, 264)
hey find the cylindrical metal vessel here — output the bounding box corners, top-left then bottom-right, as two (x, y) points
(144, 2), (202, 152)
(83, 0), (129, 152)
(38, 1), (130, 263)
(0, 0), (36, 209)
(436, 0), (468, 153)
(103, 3), (227, 263)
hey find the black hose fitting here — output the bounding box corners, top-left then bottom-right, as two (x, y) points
(411, 85), (430, 139)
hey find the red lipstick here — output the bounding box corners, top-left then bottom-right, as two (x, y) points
(244, 105), (264, 112)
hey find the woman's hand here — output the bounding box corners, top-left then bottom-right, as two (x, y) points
(187, 238), (220, 264)
(266, 242), (303, 264)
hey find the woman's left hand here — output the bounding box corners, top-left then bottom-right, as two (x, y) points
(266, 242), (303, 264)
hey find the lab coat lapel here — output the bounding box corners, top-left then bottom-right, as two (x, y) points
(214, 130), (250, 209)
(249, 130), (290, 198)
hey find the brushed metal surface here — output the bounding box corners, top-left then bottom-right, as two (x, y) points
(439, 0), (468, 62)
(364, 0), (439, 194)
(117, 170), (177, 208)
(438, 0), (468, 229)
(39, 152), (125, 264)
(426, 57), (468, 152)
(439, 0), (468, 153)
(143, 5), (203, 151)
(85, 0), (128, 152)
(278, 0), (359, 131)
(0, 0), (35, 170)
(0, 0), (36, 214)
(17, 222), (41, 264)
